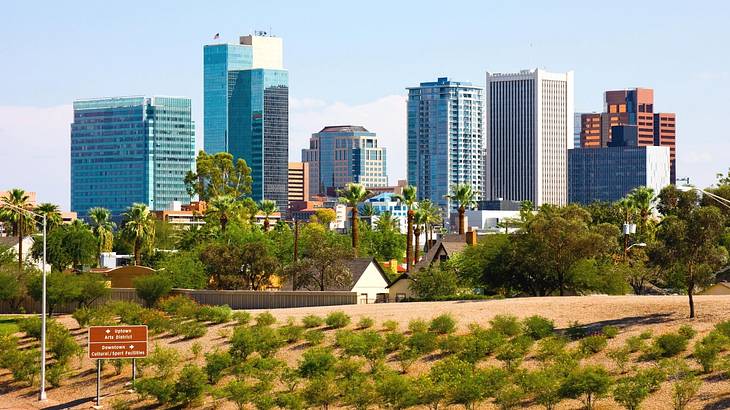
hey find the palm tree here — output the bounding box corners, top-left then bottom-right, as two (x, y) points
(445, 184), (477, 235)
(360, 203), (375, 228)
(206, 195), (240, 232)
(88, 207), (116, 261)
(35, 203), (62, 231)
(627, 186), (656, 237)
(121, 203), (156, 266)
(375, 211), (398, 232)
(0, 189), (34, 270)
(258, 199), (279, 232)
(413, 208), (428, 263)
(338, 183), (371, 257)
(418, 200), (442, 251)
(393, 185), (418, 272)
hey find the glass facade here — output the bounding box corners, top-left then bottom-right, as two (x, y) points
(71, 96), (195, 218)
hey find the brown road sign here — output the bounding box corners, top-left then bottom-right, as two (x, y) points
(88, 325), (148, 359)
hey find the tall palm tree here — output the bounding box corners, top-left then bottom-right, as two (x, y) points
(0, 189), (34, 270)
(418, 199), (442, 251)
(445, 184), (477, 235)
(338, 183), (371, 257)
(35, 203), (62, 231)
(627, 186), (656, 237)
(360, 203), (375, 228)
(375, 211), (398, 232)
(258, 199), (279, 232)
(88, 207), (116, 261)
(121, 203), (156, 266)
(393, 185), (418, 272)
(413, 208), (428, 263)
(206, 195), (240, 232)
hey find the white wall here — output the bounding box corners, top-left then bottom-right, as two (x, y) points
(351, 264), (389, 304)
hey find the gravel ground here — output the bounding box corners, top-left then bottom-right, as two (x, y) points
(2, 295), (730, 409)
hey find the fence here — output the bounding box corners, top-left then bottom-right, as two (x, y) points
(0, 288), (358, 314)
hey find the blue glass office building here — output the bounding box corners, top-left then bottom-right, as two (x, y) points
(71, 96), (195, 218)
(203, 35), (289, 212)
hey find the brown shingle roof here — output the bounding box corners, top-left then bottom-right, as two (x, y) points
(413, 234), (467, 271)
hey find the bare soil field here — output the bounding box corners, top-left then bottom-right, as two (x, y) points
(2, 295), (730, 409)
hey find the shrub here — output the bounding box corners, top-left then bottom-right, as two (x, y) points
(196, 305), (232, 324)
(601, 325), (619, 339)
(8, 348), (39, 386)
(181, 321), (207, 339)
(678, 325), (697, 340)
(607, 348), (631, 373)
(158, 295), (199, 318)
(204, 349), (231, 384)
(110, 301), (145, 324)
(137, 308), (170, 335)
(376, 371), (418, 409)
(301, 314), (325, 328)
(490, 315), (521, 337)
(566, 321), (587, 340)
(407, 318), (428, 334)
(580, 334), (608, 355)
(651, 332), (689, 358)
(440, 334), (467, 355)
(325, 311), (350, 329)
(276, 391), (305, 410)
(298, 348), (337, 378)
(357, 317), (375, 330)
(694, 340), (722, 373)
(638, 331), (653, 340)
(232, 311), (252, 326)
(634, 366), (666, 393)
(381, 320), (398, 332)
(135, 377), (175, 405)
(406, 331), (437, 354)
(139, 344), (180, 378)
(190, 342), (203, 360)
(625, 335), (647, 353)
(255, 311), (277, 327)
(459, 327), (507, 364)
(613, 375), (651, 410)
(494, 383), (527, 410)
(535, 336), (568, 362)
(559, 365), (612, 410)
(230, 325), (283, 360)
(495, 335), (533, 370)
(302, 374), (339, 409)
(111, 359), (126, 375)
(715, 320), (730, 337)
(46, 362), (66, 387)
(18, 316), (63, 340)
(397, 348), (420, 373)
(174, 364), (208, 405)
(522, 316), (555, 340)
(524, 367), (563, 410)
(429, 314), (456, 335)
(48, 327), (82, 366)
(384, 331), (405, 353)
(280, 324), (305, 344)
(72, 307), (94, 327)
(304, 329), (325, 346)
(672, 375), (701, 410)
(133, 275), (173, 307)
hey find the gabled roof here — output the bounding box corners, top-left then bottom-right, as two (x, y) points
(413, 234), (467, 272)
(386, 272), (411, 288)
(343, 257), (391, 287)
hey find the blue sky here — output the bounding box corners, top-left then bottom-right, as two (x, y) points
(1, 0), (728, 208)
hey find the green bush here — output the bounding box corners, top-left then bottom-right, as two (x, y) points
(440, 334), (467, 355)
(48, 327), (82, 365)
(607, 348), (631, 373)
(357, 316), (375, 330)
(181, 321), (207, 339)
(111, 358), (126, 375)
(535, 336), (568, 362)
(232, 311), (252, 326)
(579, 334), (608, 355)
(110, 301), (145, 324)
(694, 340), (722, 373)
(601, 325), (619, 339)
(672, 375), (701, 410)
(133, 275), (173, 307)
(650, 332), (689, 358)
(407, 318), (428, 334)
(382, 320), (398, 332)
(46, 362), (67, 387)
(8, 348), (39, 386)
(196, 305), (232, 324)
(613, 375), (651, 410)
(256, 311), (277, 327)
(634, 366), (666, 393)
(715, 320), (730, 337)
(559, 365), (612, 410)
(304, 329), (325, 346)
(678, 325), (697, 340)
(158, 294), (199, 318)
(230, 325), (283, 360)
(301, 314), (325, 328)
(429, 314), (456, 335)
(638, 331), (653, 340)
(280, 324), (305, 344)
(490, 315), (521, 337)
(524, 367), (563, 410)
(325, 311), (351, 329)
(495, 335), (533, 370)
(135, 377), (175, 405)
(459, 327), (507, 364)
(406, 331), (437, 355)
(625, 335), (647, 353)
(174, 364), (208, 405)
(384, 332), (405, 353)
(137, 308), (170, 335)
(18, 316), (62, 339)
(204, 349), (231, 384)
(298, 348), (337, 378)
(522, 315), (555, 340)
(139, 344), (180, 379)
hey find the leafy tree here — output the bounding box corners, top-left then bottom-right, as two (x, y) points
(0, 265), (27, 311)
(285, 224), (353, 291)
(652, 189), (728, 318)
(34, 203), (62, 232)
(418, 199), (442, 252)
(627, 186), (657, 240)
(452, 233), (510, 288)
(338, 183), (371, 256)
(199, 242), (242, 289)
(360, 228), (406, 262)
(409, 264), (459, 299)
(445, 183), (477, 235)
(585, 201), (625, 227)
(612, 375), (651, 410)
(133, 274), (173, 307)
(184, 151), (253, 201)
(88, 207), (115, 259)
(75, 273), (110, 307)
(28, 271), (82, 316)
(157, 251), (208, 289)
(121, 203), (156, 266)
(239, 241), (280, 290)
(393, 185), (418, 272)
(313, 208), (337, 227)
(374, 211), (399, 233)
(559, 365), (612, 410)
(206, 195), (243, 233)
(32, 222), (98, 272)
(0, 189), (35, 270)
(258, 199), (279, 232)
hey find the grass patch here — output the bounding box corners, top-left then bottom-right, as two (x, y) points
(0, 315), (24, 335)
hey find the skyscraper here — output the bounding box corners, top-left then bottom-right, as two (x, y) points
(485, 69), (574, 206)
(203, 34), (289, 211)
(302, 126), (388, 196)
(288, 162), (309, 203)
(407, 78), (484, 212)
(579, 88), (676, 183)
(71, 96), (195, 217)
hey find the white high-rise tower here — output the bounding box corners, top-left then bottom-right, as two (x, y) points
(485, 69), (574, 206)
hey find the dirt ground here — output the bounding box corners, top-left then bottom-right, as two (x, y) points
(2, 295), (730, 409)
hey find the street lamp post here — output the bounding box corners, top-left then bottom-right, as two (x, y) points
(0, 200), (48, 401)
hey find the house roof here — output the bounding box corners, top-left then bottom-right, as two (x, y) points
(386, 273), (411, 288)
(282, 257), (390, 291)
(413, 234), (467, 271)
(0, 236), (32, 249)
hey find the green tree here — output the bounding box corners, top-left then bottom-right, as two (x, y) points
(393, 185), (418, 272)
(258, 199), (279, 232)
(445, 183), (477, 235)
(374, 211), (399, 232)
(409, 264), (459, 299)
(121, 203), (156, 266)
(652, 193), (728, 318)
(338, 183), (371, 257)
(559, 365), (612, 410)
(28, 272), (82, 316)
(0, 189), (35, 270)
(313, 208), (336, 227)
(361, 228), (405, 262)
(32, 221), (97, 271)
(184, 151), (253, 201)
(627, 186), (657, 240)
(88, 207), (115, 260)
(413, 208), (427, 263)
(285, 224), (353, 291)
(418, 200), (442, 252)
(206, 195), (242, 233)
(158, 251), (208, 289)
(34, 203), (62, 232)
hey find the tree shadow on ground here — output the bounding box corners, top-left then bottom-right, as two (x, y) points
(703, 394), (730, 410)
(42, 396), (95, 409)
(556, 313), (675, 333)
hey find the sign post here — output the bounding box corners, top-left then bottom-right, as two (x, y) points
(88, 325), (148, 408)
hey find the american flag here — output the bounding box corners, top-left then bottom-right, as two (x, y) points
(213, 33), (220, 40)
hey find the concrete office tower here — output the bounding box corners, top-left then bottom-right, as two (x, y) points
(71, 96), (195, 217)
(302, 126), (388, 197)
(579, 88), (676, 183)
(288, 162), (309, 203)
(407, 78), (484, 212)
(203, 33), (288, 211)
(569, 144), (670, 204)
(485, 69), (574, 206)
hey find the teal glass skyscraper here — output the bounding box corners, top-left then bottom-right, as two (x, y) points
(203, 34), (289, 211)
(71, 96), (195, 218)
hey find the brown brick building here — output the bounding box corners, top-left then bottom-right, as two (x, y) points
(580, 88), (676, 183)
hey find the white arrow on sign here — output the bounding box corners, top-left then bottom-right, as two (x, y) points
(129, 345), (134, 349)
(105, 329), (111, 334)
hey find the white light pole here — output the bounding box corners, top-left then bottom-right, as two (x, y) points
(626, 242), (647, 252)
(0, 200), (48, 401)
(677, 185), (730, 210)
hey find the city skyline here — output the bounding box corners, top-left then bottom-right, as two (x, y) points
(2, 1), (729, 208)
